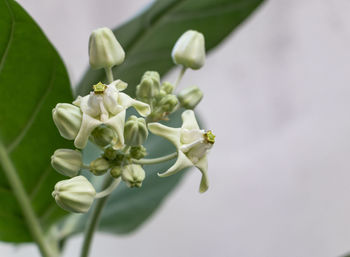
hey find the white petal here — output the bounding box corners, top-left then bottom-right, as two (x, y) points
(181, 110), (200, 130)
(195, 156), (209, 193)
(109, 79), (128, 91)
(80, 93), (101, 118)
(105, 110), (126, 148)
(158, 151), (193, 177)
(148, 122), (181, 148)
(72, 96), (82, 107)
(103, 85), (122, 115)
(118, 92), (151, 117)
(180, 128), (204, 144)
(74, 113), (101, 149)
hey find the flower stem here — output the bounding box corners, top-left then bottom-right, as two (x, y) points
(0, 142), (57, 257)
(95, 177), (121, 199)
(80, 175), (114, 257)
(104, 67), (114, 84)
(132, 152), (178, 165)
(174, 66), (187, 88)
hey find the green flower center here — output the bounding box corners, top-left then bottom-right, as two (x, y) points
(204, 130), (215, 144)
(93, 82), (107, 94)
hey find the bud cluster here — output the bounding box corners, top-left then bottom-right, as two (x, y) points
(50, 28), (214, 214)
(135, 72), (174, 121)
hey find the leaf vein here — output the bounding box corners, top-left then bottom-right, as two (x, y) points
(0, 0), (15, 75)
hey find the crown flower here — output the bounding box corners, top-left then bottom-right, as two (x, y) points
(72, 80), (150, 149)
(148, 110), (215, 193)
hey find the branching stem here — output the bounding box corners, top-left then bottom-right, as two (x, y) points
(132, 152), (178, 165)
(95, 177), (121, 199)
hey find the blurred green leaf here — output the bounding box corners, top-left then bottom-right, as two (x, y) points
(71, 0), (264, 236)
(0, 0), (72, 242)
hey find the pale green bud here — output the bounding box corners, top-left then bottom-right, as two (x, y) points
(91, 125), (115, 147)
(89, 27), (125, 69)
(130, 145), (147, 160)
(52, 176), (96, 213)
(124, 116), (148, 146)
(161, 82), (174, 94)
(103, 147), (117, 161)
(159, 94), (178, 113)
(177, 86), (203, 109)
(171, 30), (205, 70)
(136, 71), (161, 99)
(51, 149), (82, 177)
(122, 164), (146, 188)
(110, 166), (122, 178)
(89, 157), (110, 176)
(52, 103), (82, 140)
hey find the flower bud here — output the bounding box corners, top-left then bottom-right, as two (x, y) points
(52, 176), (96, 213)
(171, 30), (205, 70)
(130, 145), (147, 160)
(103, 147), (117, 161)
(51, 149), (82, 177)
(177, 86), (203, 109)
(161, 82), (174, 94)
(124, 116), (148, 146)
(110, 166), (122, 178)
(159, 94), (178, 113)
(89, 157), (110, 176)
(136, 71), (161, 99)
(89, 27), (125, 69)
(52, 103), (82, 140)
(122, 164), (146, 188)
(91, 125), (115, 147)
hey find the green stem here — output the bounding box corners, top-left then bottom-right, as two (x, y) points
(104, 67), (114, 84)
(80, 175), (114, 257)
(95, 178), (121, 199)
(0, 142), (56, 257)
(132, 152), (178, 165)
(174, 66), (187, 88)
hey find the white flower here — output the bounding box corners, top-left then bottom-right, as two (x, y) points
(148, 110), (215, 193)
(73, 80), (151, 149)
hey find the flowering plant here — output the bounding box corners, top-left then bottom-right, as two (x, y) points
(0, 0), (263, 256)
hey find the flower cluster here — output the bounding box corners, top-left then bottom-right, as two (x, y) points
(51, 27), (215, 213)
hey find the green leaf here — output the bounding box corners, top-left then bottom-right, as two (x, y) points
(76, 0), (264, 97)
(69, 0), (264, 236)
(0, 0), (72, 242)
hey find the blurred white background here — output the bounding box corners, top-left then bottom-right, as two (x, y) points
(3, 0), (350, 256)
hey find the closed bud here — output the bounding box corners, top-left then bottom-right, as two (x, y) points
(130, 145), (147, 160)
(177, 86), (203, 109)
(161, 82), (174, 94)
(136, 71), (161, 99)
(52, 103), (82, 140)
(103, 147), (117, 161)
(51, 149), (82, 177)
(89, 157), (110, 176)
(171, 30), (205, 70)
(110, 166), (122, 178)
(124, 116), (148, 146)
(122, 164), (146, 188)
(89, 27), (125, 69)
(52, 176), (96, 213)
(159, 94), (178, 113)
(91, 125), (115, 147)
